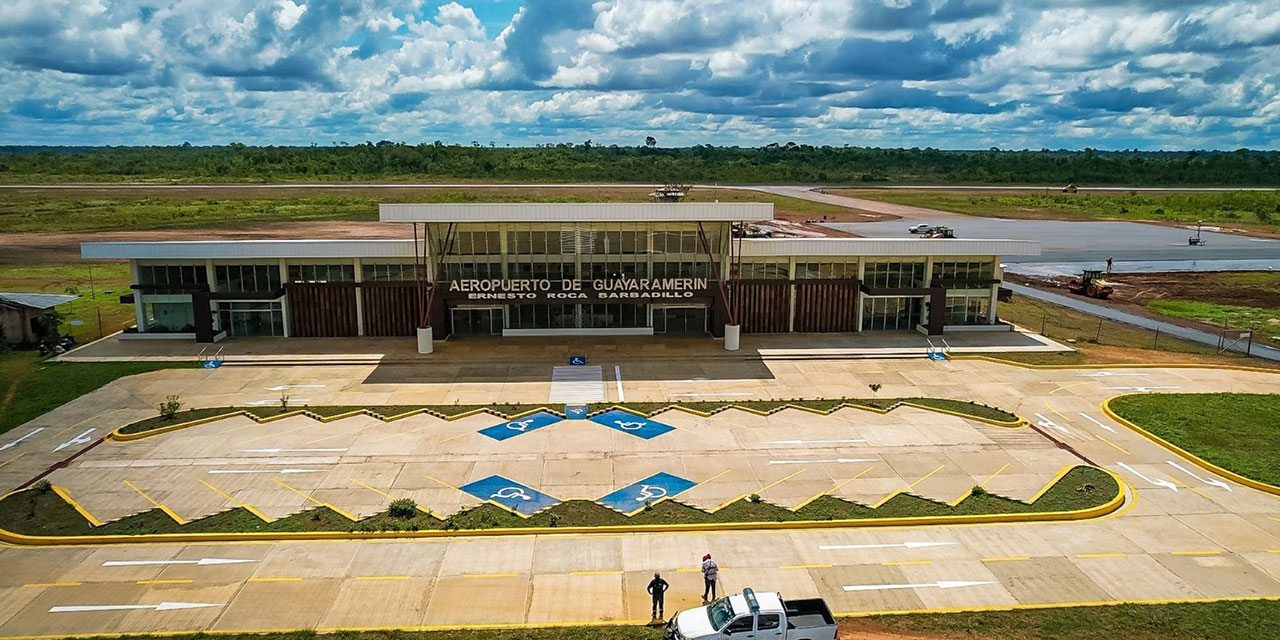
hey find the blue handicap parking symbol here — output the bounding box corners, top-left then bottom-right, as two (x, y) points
(569, 355), (588, 365)
(477, 411), (562, 441)
(597, 472), (697, 515)
(564, 404), (588, 419)
(588, 409), (675, 440)
(459, 475), (559, 516)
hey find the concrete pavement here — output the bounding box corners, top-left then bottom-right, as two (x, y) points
(0, 357), (1276, 636)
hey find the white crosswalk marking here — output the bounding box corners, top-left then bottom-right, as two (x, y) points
(549, 365), (605, 403)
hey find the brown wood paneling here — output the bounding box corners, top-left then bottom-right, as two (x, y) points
(732, 281), (791, 334)
(286, 283), (358, 338)
(794, 281), (859, 332)
(361, 283), (418, 337)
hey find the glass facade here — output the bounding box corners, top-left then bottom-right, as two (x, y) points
(144, 301), (195, 332)
(139, 265), (207, 288)
(218, 301), (285, 337)
(288, 264), (355, 283)
(362, 263), (418, 282)
(215, 264), (281, 294)
(795, 261), (858, 279)
(864, 261), (926, 289)
(944, 296), (991, 325)
(932, 260), (994, 283)
(862, 296), (923, 331)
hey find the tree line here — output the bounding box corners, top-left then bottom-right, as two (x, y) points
(0, 143), (1277, 185)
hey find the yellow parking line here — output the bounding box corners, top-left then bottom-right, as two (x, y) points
(759, 469), (806, 494)
(907, 465), (946, 490)
(981, 556), (1030, 563)
(425, 474), (464, 493)
(354, 575), (412, 581)
(349, 477), (397, 501)
(979, 463), (1011, 488)
(1166, 476), (1212, 500)
(698, 469), (733, 485)
(796, 467), (874, 510)
(1050, 381), (1093, 395)
(51, 485), (101, 527)
(122, 480), (187, 525)
(882, 560), (932, 566)
(570, 570), (623, 576)
(274, 479), (358, 520)
(438, 433), (466, 444)
(1077, 553), (1126, 559)
(780, 564), (830, 570)
(199, 479), (272, 522)
(248, 577), (303, 583)
(1045, 401), (1073, 425)
(303, 431), (350, 446)
(464, 573), (519, 579)
(1171, 550), (1221, 556)
(1266, 549), (1280, 554)
(1094, 435), (1131, 456)
(0, 452), (27, 470)
(137, 579), (193, 585)
(23, 582), (81, 588)
(372, 425), (430, 444)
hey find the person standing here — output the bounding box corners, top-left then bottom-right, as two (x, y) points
(647, 572), (669, 620)
(1106, 257), (1114, 274)
(701, 553), (719, 601)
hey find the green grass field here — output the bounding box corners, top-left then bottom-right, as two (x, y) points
(1109, 393), (1280, 486)
(1146, 299), (1280, 346)
(845, 189), (1280, 229)
(0, 263), (134, 343)
(0, 188), (843, 233)
(0, 351), (191, 435)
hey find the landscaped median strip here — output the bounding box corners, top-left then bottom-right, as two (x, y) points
(0, 466), (1125, 546)
(109, 396), (1024, 442)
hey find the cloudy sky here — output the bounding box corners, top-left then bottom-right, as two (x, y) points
(2, 0), (1279, 149)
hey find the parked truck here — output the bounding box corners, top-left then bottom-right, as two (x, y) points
(664, 588), (836, 640)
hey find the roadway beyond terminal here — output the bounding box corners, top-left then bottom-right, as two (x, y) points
(0, 355), (1278, 637)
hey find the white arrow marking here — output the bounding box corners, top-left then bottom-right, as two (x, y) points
(820, 541), (957, 551)
(1078, 413), (1116, 433)
(1, 427), (44, 451)
(1078, 371), (1149, 377)
(53, 428), (96, 453)
(103, 558), (256, 567)
(50, 602), (223, 613)
(207, 468), (322, 475)
(770, 458), (876, 465)
(238, 448), (347, 454)
(1166, 461), (1232, 491)
(1102, 386), (1181, 392)
(763, 439), (867, 445)
(843, 580), (994, 593)
(1117, 462), (1178, 492)
(1033, 413), (1070, 435)
(245, 399), (310, 406)
(265, 384), (326, 391)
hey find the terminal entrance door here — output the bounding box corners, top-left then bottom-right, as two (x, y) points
(653, 306), (707, 335)
(451, 307), (503, 337)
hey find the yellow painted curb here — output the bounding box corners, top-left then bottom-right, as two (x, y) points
(949, 354), (1280, 374)
(834, 594), (1280, 619)
(0, 466), (1123, 546)
(1102, 395), (1280, 497)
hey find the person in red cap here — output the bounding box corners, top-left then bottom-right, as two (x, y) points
(701, 553), (719, 601)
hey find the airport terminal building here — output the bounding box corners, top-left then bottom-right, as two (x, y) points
(81, 203), (1038, 350)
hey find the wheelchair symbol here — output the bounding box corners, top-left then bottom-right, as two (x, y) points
(614, 420), (647, 431)
(506, 419), (536, 432)
(491, 487), (532, 501)
(636, 484), (667, 502)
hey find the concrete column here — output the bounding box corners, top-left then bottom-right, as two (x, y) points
(787, 256), (797, 333)
(131, 261), (147, 332)
(204, 259), (218, 333)
(278, 259), (291, 338)
(724, 324), (740, 351)
(353, 258), (365, 337)
(855, 260), (866, 332)
(988, 258), (1002, 324)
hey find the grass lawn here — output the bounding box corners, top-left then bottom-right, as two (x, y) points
(0, 262), (135, 344)
(18, 600), (1279, 640)
(0, 187), (844, 233)
(1109, 393), (1280, 486)
(0, 351), (192, 435)
(1146, 299), (1280, 346)
(983, 296), (1279, 369)
(840, 189), (1280, 230)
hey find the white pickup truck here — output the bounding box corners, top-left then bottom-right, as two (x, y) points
(664, 588), (837, 640)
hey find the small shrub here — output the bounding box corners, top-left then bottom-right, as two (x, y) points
(969, 485), (989, 498)
(548, 513), (561, 527)
(158, 395), (182, 420)
(748, 493), (762, 503)
(279, 391), (290, 412)
(868, 383), (882, 393)
(33, 480), (52, 494)
(387, 498), (417, 519)
(643, 500), (654, 512)
(310, 510), (322, 522)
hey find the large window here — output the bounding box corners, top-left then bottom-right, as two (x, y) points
(933, 261), (994, 283)
(795, 261), (857, 279)
(362, 263), (418, 282)
(218, 301), (285, 337)
(138, 265), (207, 288)
(444, 262), (503, 279)
(144, 302), (195, 332)
(945, 296), (991, 325)
(862, 296), (923, 331)
(450, 230), (502, 255)
(864, 261), (925, 289)
(288, 264), (354, 283)
(215, 264), (281, 294)
(737, 259), (788, 279)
